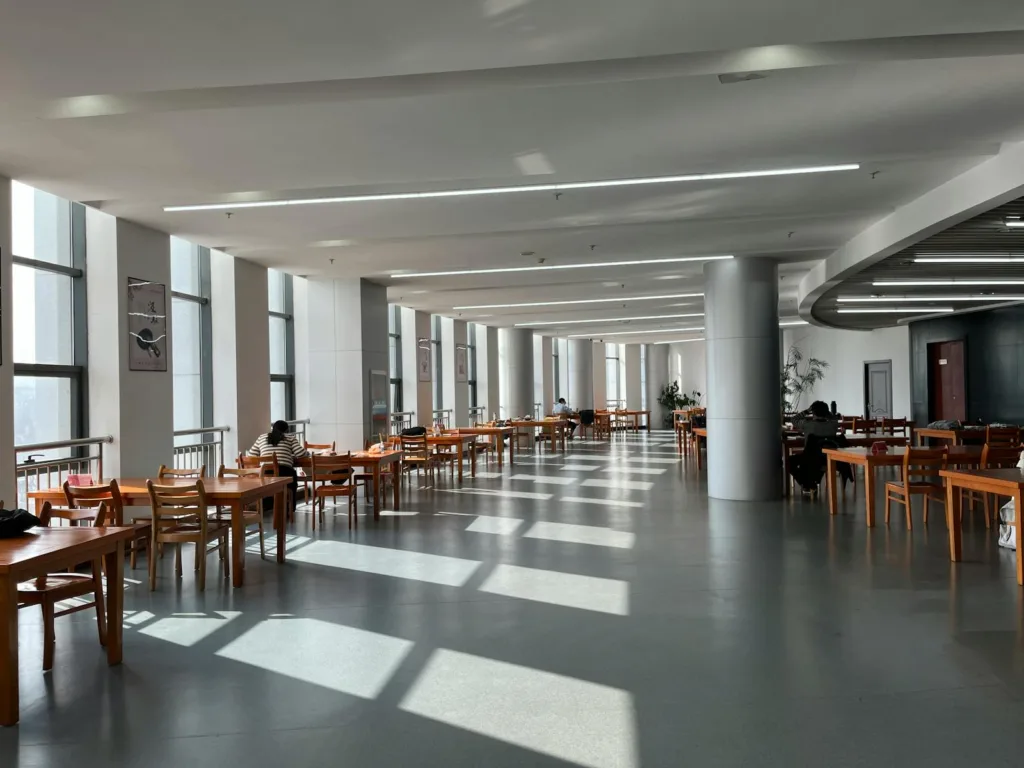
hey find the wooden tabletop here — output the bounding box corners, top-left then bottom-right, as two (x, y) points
(0, 526), (136, 576)
(509, 419), (567, 427)
(29, 476), (291, 501)
(458, 426), (514, 435)
(825, 445), (983, 462)
(940, 467), (1024, 487)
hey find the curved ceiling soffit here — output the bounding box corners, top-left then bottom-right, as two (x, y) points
(797, 140), (1024, 328)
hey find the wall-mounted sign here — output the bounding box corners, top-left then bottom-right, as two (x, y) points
(127, 277), (167, 371)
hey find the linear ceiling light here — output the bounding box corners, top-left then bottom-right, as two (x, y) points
(653, 338), (705, 345)
(778, 320), (809, 326)
(163, 164), (860, 212)
(391, 255), (730, 279)
(454, 293), (703, 310)
(515, 313), (704, 327)
(914, 256), (1024, 263)
(873, 279), (1024, 287)
(837, 295), (1024, 302)
(1005, 217), (1024, 228)
(837, 308), (955, 314)
(569, 326), (704, 338)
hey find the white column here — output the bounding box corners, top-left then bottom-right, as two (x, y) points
(441, 318), (470, 427)
(505, 328), (535, 418)
(303, 278), (390, 448)
(210, 249), (270, 463)
(0, 178), (14, 502)
(625, 344), (642, 411)
(592, 341), (607, 410)
(568, 339), (594, 409)
(85, 211), (174, 479)
(534, 335), (553, 415)
(705, 258), (781, 501)
(478, 325), (500, 420)
(400, 307), (432, 426)
(645, 344), (670, 429)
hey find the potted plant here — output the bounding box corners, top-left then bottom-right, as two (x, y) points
(657, 383), (703, 427)
(781, 346), (828, 413)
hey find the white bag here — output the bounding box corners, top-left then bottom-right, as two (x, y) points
(999, 498), (1016, 551)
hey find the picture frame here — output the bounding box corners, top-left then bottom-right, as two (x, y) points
(455, 344), (468, 382)
(127, 277), (167, 371)
(417, 338), (432, 382)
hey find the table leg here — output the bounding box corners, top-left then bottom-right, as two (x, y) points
(275, 489), (286, 564)
(946, 480), (962, 562)
(456, 443), (465, 483)
(827, 456), (838, 516)
(496, 436), (504, 468)
(392, 460), (401, 510)
(676, 426), (682, 453)
(0, 573), (18, 726)
(231, 500), (244, 588)
(1015, 488), (1023, 586)
(864, 462), (876, 528)
(470, 441), (477, 478)
(374, 463), (382, 519)
(103, 541), (125, 666)
(697, 436), (704, 471)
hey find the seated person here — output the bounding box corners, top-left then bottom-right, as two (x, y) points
(793, 401), (841, 438)
(248, 420), (308, 509)
(552, 398), (578, 437)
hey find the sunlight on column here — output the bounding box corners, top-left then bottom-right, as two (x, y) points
(479, 564), (628, 615)
(288, 540), (481, 586)
(216, 618), (413, 699)
(399, 649), (638, 768)
(524, 521), (635, 550)
(138, 611), (242, 647)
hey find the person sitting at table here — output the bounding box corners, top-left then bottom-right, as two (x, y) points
(248, 420), (308, 509)
(793, 401), (841, 438)
(553, 398), (578, 437)
(789, 401), (851, 493)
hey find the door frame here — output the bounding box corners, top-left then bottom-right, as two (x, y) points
(863, 359), (893, 419)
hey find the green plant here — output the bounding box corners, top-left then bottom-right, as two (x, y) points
(781, 346), (828, 413)
(657, 383), (703, 426)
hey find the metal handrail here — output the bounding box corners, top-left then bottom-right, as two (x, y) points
(15, 436), (113, 510)
(16, 435), (113, 453)
(174, 425), (230, 438)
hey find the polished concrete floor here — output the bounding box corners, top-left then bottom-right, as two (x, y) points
(4, 430), (1024, 767)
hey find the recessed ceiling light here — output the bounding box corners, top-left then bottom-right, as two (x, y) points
(778, 320), (808, 326)
(653, 275), (685, 280)
(453, 293), (703, 310)
(1004, 217), (1024, 228)
(836, 308), (955, 314)
(568, 326), (705, 338)
(914, 255), (1024, 263)
(163, 164), (860, 212)
(310, 239), (354, 248)
(514, 313), (704, 327)
(837, 295), (1024, 302)
(873, 279), (1024, 287)
(390, 255), (732, 279)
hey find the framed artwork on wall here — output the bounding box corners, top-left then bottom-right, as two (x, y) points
(127, 277), (167, 371)
(417, 338), (432, 382)
(455, 344), (468, 382)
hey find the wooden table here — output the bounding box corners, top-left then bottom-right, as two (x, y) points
(941, 468), (1024, 585)
(509, 420), (567, 452)
(916, 426), (986, 446)
(1, 526), (135, 726)
(825, 446), (983, 527)
(429, 434), (478, 482)
(29, 477), (291, 589)
(455, 426), (515, 467)
(692, 427), (707, 470)
(299, 450), (404, 519)
(598, 409), (651, 432)
(783, 433), (911, 496)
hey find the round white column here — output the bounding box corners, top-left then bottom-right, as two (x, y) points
(645, 343), (670, 429)
(704, 258), (781, 501)
(506, 328), (536, 418)
(568, 339), (594, 409)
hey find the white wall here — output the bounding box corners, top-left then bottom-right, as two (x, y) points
(624, 344), (642, 410)
(667, 341), (707, 404)
(781, 324), (912, 418)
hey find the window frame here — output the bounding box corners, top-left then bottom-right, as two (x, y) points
(170, 244), (213, 431)
(431, 314), (443, 412)
(466, 322), (478, 409)
(269, 271), (296, 421)
(389, 304), (403, 413)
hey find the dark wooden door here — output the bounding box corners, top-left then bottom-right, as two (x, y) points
(928, 340), (966, 421)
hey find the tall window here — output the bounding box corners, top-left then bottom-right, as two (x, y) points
(431, 315), (443, 412)
(12, 182), (85, 458)
(388, 304), (403, 412)
(640, 344), (647, 410)
(606, 344), (622, 408)
(552, 340), (560, 401)
(268, 269), (295, 422)
(467, 323), (478, 409)
(171, 238), (211, 437)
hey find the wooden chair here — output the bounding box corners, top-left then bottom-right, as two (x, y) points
(239, 453), (294, 521)
(158, 464), (206, 479)
(216, 465), (268, 559)
(305, 441), (336, 453)
(852, 417), (878, 434)
(400, 435), (440, 482)
(433, 434), (459, 481)
(309, 453), (358, 529)
(971, 444), (1024, 528)
(146, 479), (229, 592)
(64, 480), (150, 570)
(840, 416), (856, 433)
(16, 501), (108, 671)
(881, 418), (909, 437)
(884, 448), (948, 529)
(985, 426), (1021, 447)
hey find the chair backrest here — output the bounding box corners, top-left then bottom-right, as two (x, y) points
(305, 441), (336, 453)
(579, 410), (596, 426)
(986, 426), (1020, 446)
(146, 479), (210, 535)
(840, 416), (856, 432)
(218, 464), (267, 479)
(239, 453), (281, 475)
(881, 418), (908, 435)
(981, 443), (1022, 468)
(852, 417), (878, 434)
(158, 464), (205, 479)
(400, 434), (430, 459)
(901, 447), (948, 483)
(64, 479), (124, 525)
(309, 453), (354, 483)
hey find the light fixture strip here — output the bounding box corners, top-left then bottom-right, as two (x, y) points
(836, 308), (955, 314)
(568, 326), (705, 338)
(515, 313), (704, 327)
(454, 293), (703, 310)
(913, 256), (1024, 263)
(163, 164), (860, 212)
(837, 295), (1024, 302)
(873, 279), (1024, 287)
(392, 255), (731, 279)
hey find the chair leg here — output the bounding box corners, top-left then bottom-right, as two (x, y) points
(175, 545), (183, 579)
(130, 538), (138, 570)
(884, 492), (891, 525)
(983, 493), (991, 529)
(92, 559), (108, 647)
(222, 533), (231, 578)
(923, 495), (929, 525)
(194, 542), (201, 572)
(905, 496), (913, 530)
(42, 600), (56, 672)
(149, 537), (158, 591)
(258, 517), (266, 560)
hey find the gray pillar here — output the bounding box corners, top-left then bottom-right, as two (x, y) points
(625, 345), (642, 410)
(645, 344), (669, 429)
(568, 339), (594, 409)
(506, 328), (535, 418)
(704, 259), (781, 501)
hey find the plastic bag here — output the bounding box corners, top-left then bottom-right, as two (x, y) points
(999, 498), (1016, 551)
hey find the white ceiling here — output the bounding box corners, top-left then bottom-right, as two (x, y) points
(3, 1), (1024, 342)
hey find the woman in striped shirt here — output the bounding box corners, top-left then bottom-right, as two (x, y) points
(248, 421), (307, 509)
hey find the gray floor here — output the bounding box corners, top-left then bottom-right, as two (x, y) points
(4, 430), (1024, 767)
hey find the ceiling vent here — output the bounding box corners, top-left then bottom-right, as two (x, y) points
(718, 72), (768, 85)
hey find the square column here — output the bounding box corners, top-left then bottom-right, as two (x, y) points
(476, 325), (500, 421)
(210, 250), (270, 462)
(534, 335), (553, 415)
(299, 278), (390, 448)
(625, 345), (643, 410)
(0, 178), (14, 501)
(85, 210), (174, 478)
(400, 308), (432, 426)
(645, 344), (670, 429)
(441, 318), (470, 427)
(568, 339), (594, 410)
(592, 341), (607, 410)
